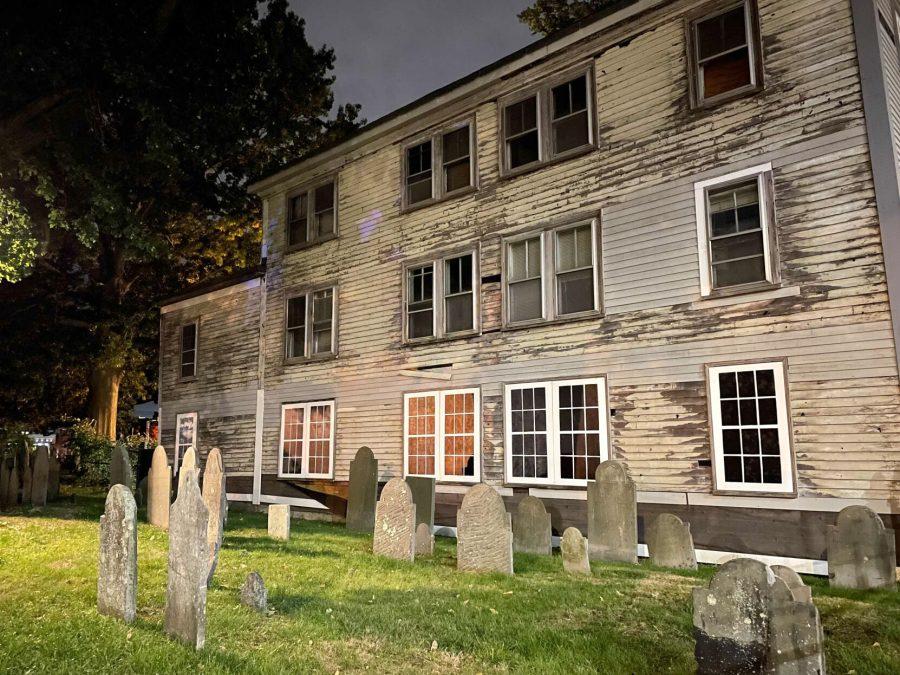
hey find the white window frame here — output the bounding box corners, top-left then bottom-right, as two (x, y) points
(401, 117), (476, 211)
(694, 163), (776, 296)
(707, 361), (794, 494)
(284, 285), (338, 361)
(403, 249), (480, 342)
(502, 217), (601, 326)
(174, 412), (198, 475)
(178, 320), (199, 380)
(402, 388), (481, 483)
(284, 177), (338, 249)
(277, 400), (336, 480)
(503, 377), (609, 487)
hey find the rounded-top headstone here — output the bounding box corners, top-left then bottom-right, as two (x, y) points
(98, 484), (138, 623)
(202, 447), (226, 586)
(647, 513), (697, 570)
(827, 505), (896, 591)
(148, 445), (172, 530)
(587, 459), (637, 563)
(241, 571), (267, 613)
(561, 527), (591, 575)
(513, 495), (551, 556)
(595, 459), (628, 483)
(178, 447), (197, 493)
(373, 477), (416, 562)
(30, 446), (50, 507)
(456, 483), (513, 574)
(346, 446), (378, 533)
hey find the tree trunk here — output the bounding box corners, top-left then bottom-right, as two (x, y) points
(88, 363), (123, 440)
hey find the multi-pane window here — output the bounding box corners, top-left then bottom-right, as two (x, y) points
(504, 378), (608, 485)
(405, 251), (477, 341)
(695, 164), (776, 295)
(285, 179), (337, 248)
(504, 219), (600, 325)
(689, 1), (760, 105)
(501, 68), (594, 174)
(174, 412), (197, 474)
(708, 361), (793, 493)
(403, 121), (474, 209)
(404, 388), (480, 481)
(179, 322), (198, 379)
(279, 401), (334, 478)
(284, 287), (337, 360)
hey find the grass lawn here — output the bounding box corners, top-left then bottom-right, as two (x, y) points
(0, 492), (897, 674)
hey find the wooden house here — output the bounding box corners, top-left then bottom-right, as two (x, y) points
(159, 0), (900, 570)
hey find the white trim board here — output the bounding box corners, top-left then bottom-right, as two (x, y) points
(436, 484), (514, 496)
(227, 493), (329, 511)
(161, 277), (262, 314)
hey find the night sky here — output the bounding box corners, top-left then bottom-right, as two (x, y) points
(291, 0), (536, 122)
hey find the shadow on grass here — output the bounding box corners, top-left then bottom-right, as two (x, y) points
(223, 535), (341, 558)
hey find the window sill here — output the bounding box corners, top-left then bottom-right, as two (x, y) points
(283, 353), (338, 367)
(400, 185), (478, 215)
(177, 376), (198, 384)
(504, 480), (588, 489)
(690, 84), (764, 112)
(403, 329), (480, 348)
(694, 284), (798, 309)
(278, 473), (335, 481)
(500, 144), (596, 181)
(502, 310), (603, 333)
(711, 487), (797, 499)
(284, 233), (338, 255)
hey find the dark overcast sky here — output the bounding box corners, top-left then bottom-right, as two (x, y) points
(290, 0), (537, 122)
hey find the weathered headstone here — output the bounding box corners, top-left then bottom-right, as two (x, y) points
(457, 483), (513, 575)
(30, 446), (50, 507)
(21, 454), (32, 505)
(827, 505), (896, 591)
(346, 446), (378, 533)
(406, 475), (435, 529)
(6, 461), (19, 508)
(136, 476), (148, 508)
(148, 445), (172, 530)
(47, 453), (60, 501)
(110, 444), (132, 490)
(164, 468), (209, 650)
(0, 460), (10, 509)
(268, 504), (291, 541)
(373, 477), (416, 562)
(97, 484), (138, 623)
(512, 495), (552, 556)
(561, 527), (591, 575)
(415, 522), (434, 557)
(177, 446), (197, 494)
(692, 558), (826, 675)
(587, 460), (637, 563)
(241, 572), (267, 613)
(202, 448), (226, 586)
(646, 513), (697, 570)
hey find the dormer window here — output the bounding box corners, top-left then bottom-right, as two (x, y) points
(401, 119), (475, 211)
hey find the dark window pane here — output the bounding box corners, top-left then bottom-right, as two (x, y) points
(557, 268), (594, 315)
(523, 388), (533, 409)
(722, 429), (741, 454)
(718, 372), (737, 398)
(723, 456), (742, 482)
(572, 386), (584, 407)
(743, 455), (762, 483)
(710, 232), (764, 263)
(560, 457), (573, 479)
(720, 400), (739, 425)
(737, 371), (755, 397)
(512, 457), (523, 477)
(511, 388), (522, 410)
(697, 6), (747, 60)
(443, 126), (469, 163)
(559, 409), (572, 431)
(407, 141), (431, 175)
(534, 387), (546, 409)
(505, 97), (537, 137)
(758, 398), (778, 426)
(407, 176), (432, 205)
(756, 369), (776, 396)
(286, 327), (305, 359)
(553, 111), (589, 153)
(508, 131), (539, 169)
(741, 428), (760, 454)
(445, 159), (471, 193)
(182, 324), (196, 350)
(535, 456), (548, 478)
(559, 386), (571, 407)
(315, 183), (334, 211)
(408, 310), (433, 339)
(524, 457), (535, 477)
(509, 278), (542, 322)
(446, 255), (473, 294)
(524, 412), (534, 433)
(702, 48), (752, 98)
(762, 457), (782, 484)
(180, 361), (195, 379)
(511, 411), (523, 433)
(713, 256), (766, 287)
(739, 399), (757, 425)
(560, 434), (573, 456)
(710, 208), (737, 237)
(535, 410), (547, 431)
(523, 434), (534, 451)
(287, 297), (306, 329)
(446, 294), (473, 333)
(585, 384), (599, 407)
(760, 428), (780, 455)
(535, 434), (547, 455)
(288, 193), (308, 246)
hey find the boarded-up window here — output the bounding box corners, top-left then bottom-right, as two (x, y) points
(690, 1), (760, 105)
(279, 400), (334, 478)
(708, 361), (793, 493)
(404, 388), (480, 481)
(180, 322), (198, 378)
(505, 378), (609, 485)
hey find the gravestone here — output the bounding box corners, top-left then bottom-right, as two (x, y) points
(827, 505), (896, 591)
(268, 504), (291, 541)
(6, 461), (19, 508)
(456, 483), (513, 575)
(512, 495), (552, 556)
(241, 572), (267, 613)
(0, 460), (10, 509)
(693, 558), (826, 675)
(148, 445), (172, 529)
(406, 475), (435, 528)
(646, 513), (697, 570)
(21, 455), (32, 505)
(346, 446), (378, 533)
(136, 476), (148, 508)
(415, 522), (434, 557)
(372, 477), (416, 562)
(47, 453), (60, 501)
(587, 460), (637, 563)
(177, 447), (197, 494)
(561, 527), (591, 575)
(164, 468), (209, 650)
(110, 444), (132, 490)
(202, 448), (227, 586)
(97, 484), (138, 623)
(30, 446), (50, 507)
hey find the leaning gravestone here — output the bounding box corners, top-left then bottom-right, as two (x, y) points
(373, 477), (416, 562)
(693, 558), (826, 674)
(177, 447), (198, 494)
(202, 448), (227, 586)
(827, 505), (896, 591)
(587, 460), (638, 563)
(561, 527), (591, 575)
(97, 484), (138, 624)
(47, 453), (60, 501)
(406, 476), (436, 528)
(512, 495), (552, 556)
(415, 522), (435, 557)
(110, 444), (132, 490)
(268, 504), (291, 541)
(647, 513), (697, 570)
(457, 484), (513, 575)
(241, 572), (267, 613)
(30, 446), (50, 507)
(165, 468), (209, 650)
(346, 446), (378, 533)
(148, 445), (172, 530)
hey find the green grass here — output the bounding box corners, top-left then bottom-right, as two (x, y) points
(0, 492), (897, 674)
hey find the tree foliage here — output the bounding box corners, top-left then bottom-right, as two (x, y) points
(518, 0), (622, 35)
(0, 0), (360, 432)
